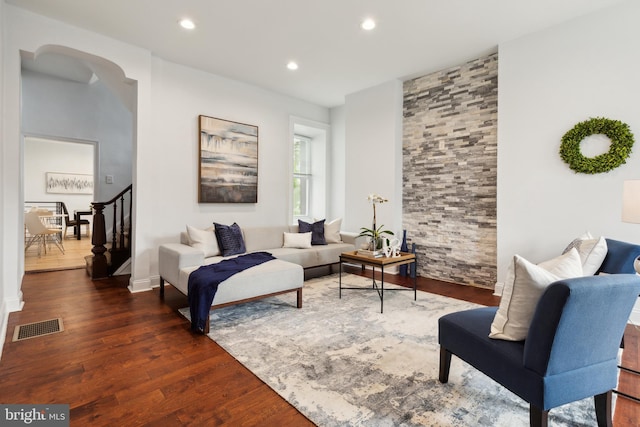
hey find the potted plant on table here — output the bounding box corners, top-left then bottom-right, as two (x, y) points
(358, 193), (394, 255)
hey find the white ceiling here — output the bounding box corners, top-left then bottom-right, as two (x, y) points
(7, 0), (627, 107)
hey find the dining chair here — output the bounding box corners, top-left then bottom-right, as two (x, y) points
(24, 210), (65, 256)
(60, 202), (90, 239)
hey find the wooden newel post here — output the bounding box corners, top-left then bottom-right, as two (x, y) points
(91, 203), (108, 279)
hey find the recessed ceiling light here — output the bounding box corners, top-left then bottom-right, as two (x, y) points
(179, 18), (195, 30)
(287, 61), (299, 71)
(361, 18), (376, 31)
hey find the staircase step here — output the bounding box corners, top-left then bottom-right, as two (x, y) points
(84, 255), (92, 277)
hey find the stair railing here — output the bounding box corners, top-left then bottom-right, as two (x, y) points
(90, 184), (132, 279)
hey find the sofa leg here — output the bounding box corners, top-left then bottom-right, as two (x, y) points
(296, 288), (303, 308)
(594, 390), (613, 427)
(159, 277), (165, 299)
(439, 346), (452, 383)
(529, 404), (548, 427)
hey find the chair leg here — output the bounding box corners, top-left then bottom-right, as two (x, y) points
(594, 390), (613, 427)
(51, 235), (65, 254)
(25, 235), (44, 257)
(439, 346), (452, 383)
(529, 404), (549, 427)
(25, 235), (38, 252)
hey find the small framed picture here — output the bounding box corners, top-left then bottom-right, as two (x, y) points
(46, 172), (93, 194)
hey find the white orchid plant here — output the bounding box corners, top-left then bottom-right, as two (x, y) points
(358, 193), (394, 250)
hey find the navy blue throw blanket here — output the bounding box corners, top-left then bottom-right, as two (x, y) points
(188, 251), (275, 333)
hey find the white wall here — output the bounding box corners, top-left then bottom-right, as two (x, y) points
(1, 3), (330, 317)
(24, 137), (94, 214)
(2, 5), (153, 304)
(329, 105), (346, 222)
(140, 58), (329, 289)
(146, 58), (329, 275)
(21, 63), (135, 234)
(5, 0), (639, 346)
(497, 0), (640, 321)
(344, 80), (404, 236)
(310, 132), (327, 221)
(0, 0), (10, 359)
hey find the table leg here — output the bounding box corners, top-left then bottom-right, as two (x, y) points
(413, 258), (417, 300)
(381, 265), (384, 313)
(339, 261), (342, 299)
(75, 212), (81, 240)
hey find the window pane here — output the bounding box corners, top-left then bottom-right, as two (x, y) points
(294, 137), (310, 174)
(293, 176), (308, 216)
(293, 135), (311, 219)
(293, 140), (302, 174)
(293, 177), (301, 216)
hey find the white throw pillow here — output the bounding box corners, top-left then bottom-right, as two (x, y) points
(186, 225), (220, 257)
(323, 218), (342, 243)
(283, 232), (312, 249)
(562, 232), (607, 275)
(489, 248), (582, 341)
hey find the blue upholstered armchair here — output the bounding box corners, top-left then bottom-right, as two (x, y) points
(438, 238), (640, 427)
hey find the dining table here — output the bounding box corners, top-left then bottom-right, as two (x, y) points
(74, 210), (92, 240)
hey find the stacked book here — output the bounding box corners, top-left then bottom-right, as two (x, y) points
(357, 249), (384, 258)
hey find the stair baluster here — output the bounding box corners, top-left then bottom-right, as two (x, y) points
(87, 184), (132, 279)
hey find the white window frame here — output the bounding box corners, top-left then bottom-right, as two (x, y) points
(289, 117), (329, 225)
(293, 135), (311, 219)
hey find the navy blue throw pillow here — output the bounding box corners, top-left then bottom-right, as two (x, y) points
(298, 219), (326, 245)
(214, 222), (246, 256)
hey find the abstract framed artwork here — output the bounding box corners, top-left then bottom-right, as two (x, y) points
(199, 115), (258, 203)
(46, 172), (94, 194)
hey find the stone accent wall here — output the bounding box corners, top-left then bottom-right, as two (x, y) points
(402, 53), (498, 288)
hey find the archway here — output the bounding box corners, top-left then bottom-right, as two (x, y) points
(20, 45), (137, 274)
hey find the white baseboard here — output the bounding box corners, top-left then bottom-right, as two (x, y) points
(0, 308), (8, 361)
(493, 281), (503, 296)
(127, 275), (161, 293)
(128, 277), (151, 293)
(0, 293), (25, 360)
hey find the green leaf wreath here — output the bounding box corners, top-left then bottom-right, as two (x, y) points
(559, 117), (635, 174)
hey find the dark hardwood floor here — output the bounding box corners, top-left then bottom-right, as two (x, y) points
(0, 267), (638, 426)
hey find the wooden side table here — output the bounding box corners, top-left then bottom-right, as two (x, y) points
(339, 251), (417, 313)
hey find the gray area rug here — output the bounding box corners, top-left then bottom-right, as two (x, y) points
(180, 273), (600, 426)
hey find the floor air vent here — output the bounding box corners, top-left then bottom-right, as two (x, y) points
(13, 318), (64, 342)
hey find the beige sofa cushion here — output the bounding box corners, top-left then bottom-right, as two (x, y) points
(186, 225), (220, 257)
(176, 259), (303, 304)
(242, 226), (292, 252)
(283, 232), (313, 248)
(324, 218), (343, 243)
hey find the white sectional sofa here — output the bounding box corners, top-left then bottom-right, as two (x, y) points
(158, 223), (357, 332)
